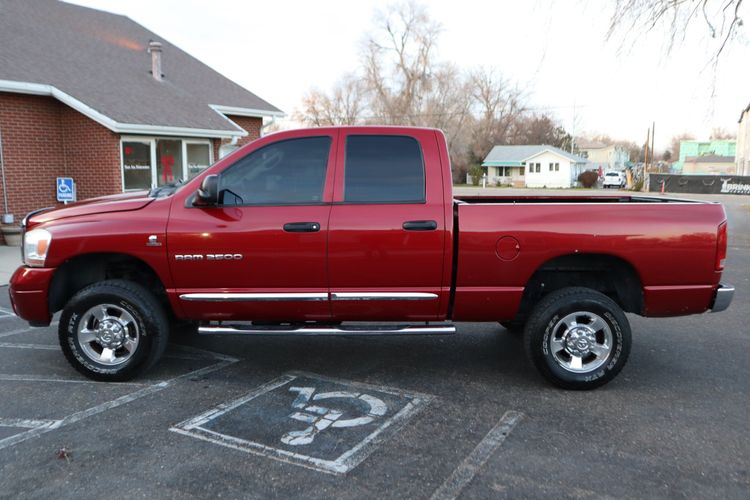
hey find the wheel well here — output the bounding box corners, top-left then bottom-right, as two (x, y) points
(516, 254), (643, 321)
(49, 253), (170, 315)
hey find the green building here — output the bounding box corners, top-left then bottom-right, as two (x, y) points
(672, 140), (736, 172)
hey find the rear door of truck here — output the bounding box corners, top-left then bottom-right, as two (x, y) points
(327, 128), (448, 320)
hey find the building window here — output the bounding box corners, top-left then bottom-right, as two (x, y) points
(186, 143), (212, 179)
(121, 137), (213, 191)
(122, 141), (152, 190)
(552, 162), (560, 171)
(529, 162), (541, 173)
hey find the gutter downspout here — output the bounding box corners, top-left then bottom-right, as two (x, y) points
(261, 116), (277, 137)
(0, 129), (9, 219)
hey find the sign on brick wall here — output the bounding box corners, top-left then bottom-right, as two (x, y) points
(56, 177), (76, 202)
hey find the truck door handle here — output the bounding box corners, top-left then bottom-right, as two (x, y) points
(283, 222), (321, 232)
(402, 220), (438, 231)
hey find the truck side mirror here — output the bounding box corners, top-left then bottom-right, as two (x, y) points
(195, 174), (219, 205)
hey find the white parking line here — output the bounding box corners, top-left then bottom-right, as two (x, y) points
(430, 411), (524, 500)
(0, 342), (56, 350)
(0, 418), (59, 429)
(171, 372), (433, 475)
(0, 321), (58, 339)
(0, 328), (34, 339)
(0, 347), (239, 451)
(0, 374), (148, 386)
(0, 306), (16, 317)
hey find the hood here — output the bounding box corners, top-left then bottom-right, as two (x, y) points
(26, 191), (154, 227)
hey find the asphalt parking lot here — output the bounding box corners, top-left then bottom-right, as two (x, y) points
(1, 192), (748, 499)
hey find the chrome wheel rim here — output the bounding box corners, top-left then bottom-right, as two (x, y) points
(77, 304), (139, 366)
(549, 311), (613, 373)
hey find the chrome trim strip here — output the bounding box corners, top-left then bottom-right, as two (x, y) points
(199, 324), (456, 336)
(179, 293), (328, 302)
(331, 292), (438, 301)
(711, 283), (734, 312)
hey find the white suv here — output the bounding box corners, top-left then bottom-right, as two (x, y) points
(603, 171), (625, 189)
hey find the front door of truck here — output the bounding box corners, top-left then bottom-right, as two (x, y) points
(327, 130), (447, 321)
(167, 131), (336, 321)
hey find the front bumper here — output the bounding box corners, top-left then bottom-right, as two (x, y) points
(710, 283), (734, 313)
(8, 266), (54, 325)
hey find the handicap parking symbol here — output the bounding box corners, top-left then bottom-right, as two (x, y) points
(282, 386), (387, 446)
(171, 372), (432, 474)
(56, 177), (75, 202)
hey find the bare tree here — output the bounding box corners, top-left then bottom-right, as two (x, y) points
(293, 0), (530, 180)
(670, 132), (696, 161)
(295, 75), (364, 126)
(710, 126), (737, 139)
(513, 114), (573, 150)
(362, 0), (443, 124)
(607, 0), (746, 64)
(469, 67), (526, 159)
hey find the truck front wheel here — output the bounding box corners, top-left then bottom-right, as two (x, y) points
(523, 287), (631, 390)
(59, 280), (169, 381)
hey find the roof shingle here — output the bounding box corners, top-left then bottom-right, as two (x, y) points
(0, 0), (282, 135)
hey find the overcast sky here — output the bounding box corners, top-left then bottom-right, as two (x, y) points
(68, 0), (748, 150)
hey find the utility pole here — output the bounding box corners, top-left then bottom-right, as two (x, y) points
(644, 127), (650, 172)
(651, 121), (656, 172)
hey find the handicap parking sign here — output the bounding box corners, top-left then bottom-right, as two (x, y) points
(56, 177), (75, 202)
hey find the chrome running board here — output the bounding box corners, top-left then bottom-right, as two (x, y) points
(198, 323), (456, 336)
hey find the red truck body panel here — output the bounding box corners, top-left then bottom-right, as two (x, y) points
(452, 200), (726, 320)
(9, 126), (729, 327)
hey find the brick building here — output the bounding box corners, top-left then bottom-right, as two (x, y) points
(0, 0), (283, 232)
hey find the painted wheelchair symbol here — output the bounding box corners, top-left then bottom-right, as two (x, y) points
(281, 387), (387, 446)
(57, 179), (72, 193)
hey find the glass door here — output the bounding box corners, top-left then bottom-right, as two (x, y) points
(156, 139), (182, 186)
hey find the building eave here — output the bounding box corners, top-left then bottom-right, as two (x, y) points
(0, 79), (247, 139)
(481, 161), (524, 167)
(210, 104), (286, 119)
(522, 148), (586, 163)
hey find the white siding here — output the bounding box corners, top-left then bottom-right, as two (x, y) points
(524, 151), (582, 188)
(738, 109), (749, 176)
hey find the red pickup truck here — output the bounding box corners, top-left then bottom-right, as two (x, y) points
(9, 126), (733, 389)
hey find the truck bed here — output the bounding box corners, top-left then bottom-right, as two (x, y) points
(451, 195), (726, 321)
(454, 195), (709, 204)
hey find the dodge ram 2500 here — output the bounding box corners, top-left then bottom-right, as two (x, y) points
(9, 126), (734, 389)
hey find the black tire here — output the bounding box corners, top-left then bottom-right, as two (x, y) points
(59, 280), (169, 382)
(523, 287), (631, 390)
(171, 319), (199, 336)
(499, 320), (524, 334)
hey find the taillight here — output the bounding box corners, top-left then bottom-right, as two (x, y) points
(715, 221), (727, 271)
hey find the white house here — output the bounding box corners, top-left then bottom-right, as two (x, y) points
(737, 102), (750, 176)
(482, 145), (588, 188)
(575, 139), (629, 172)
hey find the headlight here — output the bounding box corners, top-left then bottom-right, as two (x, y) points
(23, 228), (52, 267)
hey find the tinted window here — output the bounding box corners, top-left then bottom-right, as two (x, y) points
(344, 136), (425, 203)
(219, 137), (331, 205)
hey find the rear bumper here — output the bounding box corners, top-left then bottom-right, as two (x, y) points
(710, 283), (734, 313)
(8, 266), (54, 325)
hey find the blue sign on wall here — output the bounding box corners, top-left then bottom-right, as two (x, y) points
(56, 177), (75, 202)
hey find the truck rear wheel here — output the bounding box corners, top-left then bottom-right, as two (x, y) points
(59, 280), (169, 381)
(523, 287), (631, 390)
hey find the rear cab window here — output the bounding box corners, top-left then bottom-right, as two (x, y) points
(344, 135), (425, 203)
